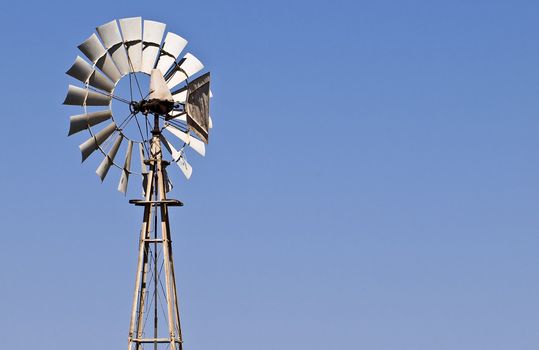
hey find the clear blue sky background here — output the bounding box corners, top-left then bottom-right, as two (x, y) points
(0, 0), (538, 349)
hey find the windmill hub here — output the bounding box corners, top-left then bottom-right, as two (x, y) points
(129, 99), (176, 116)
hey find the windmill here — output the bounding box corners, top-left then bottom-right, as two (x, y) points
(63, 17), (212, 350)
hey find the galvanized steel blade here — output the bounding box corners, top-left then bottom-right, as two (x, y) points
(64, 85), (112, 106)
(166, 53), (204, 89)
(63, 85), (88, 105)
(63, 85), (111, 106)
(159, 134), (181, 161)
(89, 71), (115, 93)
(162, 167), (173, 193)
(96, 20), (130, 76)
(78, 34), (122, 83)
(79, 122), (117, 162)
(118, 140), (134, 193)
(164, 124), (205, 157)
(119, 17), (142, 72)
(138, 143), (149, 196)
(138, 143), (148, 173)
(86, 89), (112, 106)
(176, 152), (193, 179)
(66, 56), (93, 83)
(155, 32), (187, 75)
(78, 34), (106, 62)
(141, 20), (166, 74)
(161, 135), (193, 179)
(66, 56), (115, 93)
(68, 110), (113, 136)
(96, 134), (123, 181)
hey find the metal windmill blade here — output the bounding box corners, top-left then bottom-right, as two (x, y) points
(68, 110), (112, 136)
(63, 85), (112, 106)
(166, 53), (204, 89)
(78, 122), (117, 162)
(160, 134), (193, 179)
(164, 124), (206, 156)
(66, 56), (114, 92)
(96, 20), (131, 76)
(118, 17), (143, 72)
(78, 34), (122, 83)
(141, 20), (166, 74)
(96, 134), (123, 181)
(155, 32), (187, 75)
(118, 140), (133, 194)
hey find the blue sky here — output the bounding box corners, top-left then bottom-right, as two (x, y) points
(0, 0), (538, 349)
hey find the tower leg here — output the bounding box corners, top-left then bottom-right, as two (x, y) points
(157, 154), (179, 350)
(134, 225), (152, 350)
(128, 169), (155, 350)
(168, 225), (184, 348)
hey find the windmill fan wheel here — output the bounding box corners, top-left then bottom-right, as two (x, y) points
(63, 17), (213, 194)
